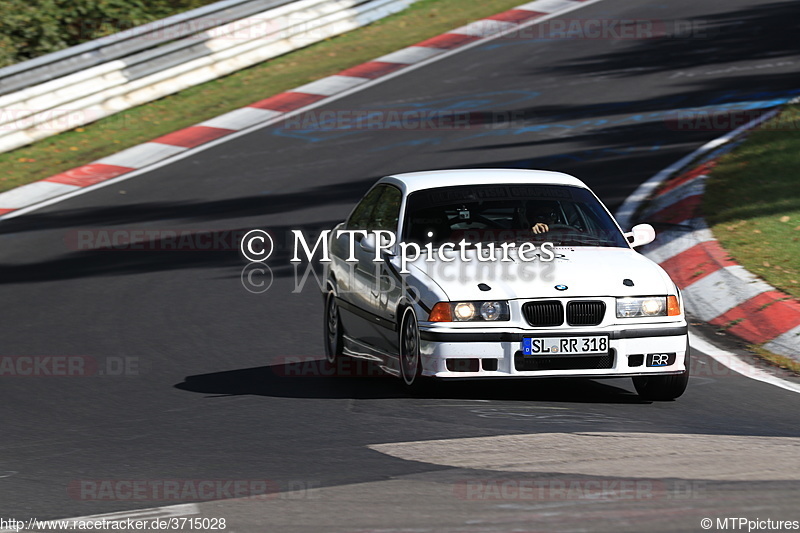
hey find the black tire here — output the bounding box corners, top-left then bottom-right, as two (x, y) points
(399, 307), (425, 389)
(324, 290), (345, 365)
(633, 348), (690, 401)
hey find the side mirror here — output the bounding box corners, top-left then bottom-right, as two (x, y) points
(624, 223), (656, 248)
(360, 233), (376, 254)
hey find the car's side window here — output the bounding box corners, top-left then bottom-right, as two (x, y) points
(346, 186), (385, 230)
(347, 185), (402, 232)
(372, 186), (402, 232)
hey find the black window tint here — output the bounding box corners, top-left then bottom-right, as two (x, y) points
(372, 186), (402, 232)
(346, 186), (384, 230)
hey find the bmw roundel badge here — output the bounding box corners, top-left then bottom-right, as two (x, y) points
(555, 284), (568, 291)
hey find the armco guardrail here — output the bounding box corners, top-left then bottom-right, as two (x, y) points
(0, 0), (289, 93)
(0, 0), (416, 154)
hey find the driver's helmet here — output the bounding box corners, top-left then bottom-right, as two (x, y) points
(525, 200), (563, 226)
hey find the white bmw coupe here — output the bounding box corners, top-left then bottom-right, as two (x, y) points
(323, 169), (689, 400)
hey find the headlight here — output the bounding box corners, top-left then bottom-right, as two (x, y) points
(454, 302), (476, 321)
(428, 301), (510, 322)
(616, 296), (681, 318)
(480, 301), (504, 321)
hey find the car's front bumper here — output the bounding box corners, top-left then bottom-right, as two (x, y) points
(417, 323), (688, 378)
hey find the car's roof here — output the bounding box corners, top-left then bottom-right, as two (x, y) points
(380, 168), (588, 195)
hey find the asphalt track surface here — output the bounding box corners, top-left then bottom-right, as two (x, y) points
(1, 0), (800, 530)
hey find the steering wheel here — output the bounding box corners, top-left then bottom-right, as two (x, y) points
(474, 214), (508, 229)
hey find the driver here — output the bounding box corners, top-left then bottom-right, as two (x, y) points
(525, 200), (562, 234)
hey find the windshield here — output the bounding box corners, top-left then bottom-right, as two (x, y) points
(402, 184), (628, 248)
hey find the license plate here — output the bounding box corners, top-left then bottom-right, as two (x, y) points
(522, 336), (608, 356)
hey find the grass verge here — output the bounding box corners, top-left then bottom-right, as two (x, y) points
(0, 0), (524, 194)
(704, 104), (800, 300)
(748, 344), (800, 374)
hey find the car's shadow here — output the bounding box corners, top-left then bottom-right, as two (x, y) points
(175, 359), (648, 404)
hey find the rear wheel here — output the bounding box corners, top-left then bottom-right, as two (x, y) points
(324, 290), (344, 364)
(633, 349), (690, 401)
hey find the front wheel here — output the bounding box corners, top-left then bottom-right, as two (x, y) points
(324, 290), (345, 364)
(399, 307), (424, 389)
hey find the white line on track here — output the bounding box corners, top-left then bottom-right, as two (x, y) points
(690, 332), (800, 395)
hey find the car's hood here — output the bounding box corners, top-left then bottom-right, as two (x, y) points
(406, 247), (675, 301)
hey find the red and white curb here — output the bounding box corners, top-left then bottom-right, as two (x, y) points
(0, 0), (595, 218)
(630, 114), (800, 362)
